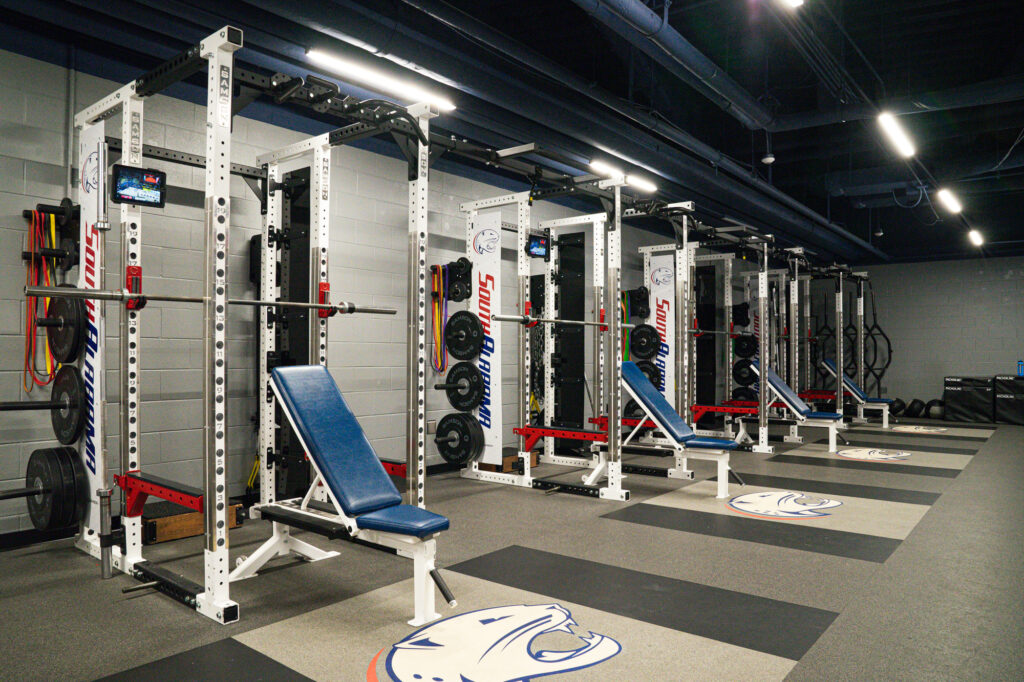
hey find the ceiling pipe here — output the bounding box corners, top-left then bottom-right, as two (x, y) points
(398, 0), (886, 260)
(569, 0), (775, 131)
(774, 76), (1024, 132)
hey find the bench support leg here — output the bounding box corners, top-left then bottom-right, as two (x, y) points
(852, 405), (868, 424)
(229, 521), (339, 582)
(667, 451), (693, 480)
(828, 426), (837, 453)
(717, 455), (730, 499)
(409, 538), (440, 626)
(783, 425), (803, 443)
(881, 406), (889, 429)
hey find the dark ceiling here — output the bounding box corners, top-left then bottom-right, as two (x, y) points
(3, 0), (1022, 263)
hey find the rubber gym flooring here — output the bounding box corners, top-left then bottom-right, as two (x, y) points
(1, 418), (1021, 681)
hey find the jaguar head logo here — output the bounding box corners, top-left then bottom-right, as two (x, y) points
(728, 491), (842, 519)
(650, 267), (672, 287)
(80, 151), (99, 194)
(473, 229), (500, 255)
(837, 448), (910, 461)
(383, 603), (621, 681)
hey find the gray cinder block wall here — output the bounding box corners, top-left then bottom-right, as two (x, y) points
(0, 49), (590, 531)
(863, 256), (1024, 402)
(808, 256), (1024, 402)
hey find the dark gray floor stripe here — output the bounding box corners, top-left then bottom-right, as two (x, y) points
(450, 545), (837, 660)
(812, 437), (978, 455)
(100, 639), (309, 681)
(717, 473), (941, 505)
(891, 420), (996, 431)
(770, 453), (961, 478)
(602, 501), (901, 561)
(863, 430), (989, 442)
(604, 504), (901, 563)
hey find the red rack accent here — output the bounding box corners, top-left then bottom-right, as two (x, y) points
(125, 265), (144, 310)
(318, 282), (333, 318)
(115, 473), (203, 517)
(514, 425), (608, 452)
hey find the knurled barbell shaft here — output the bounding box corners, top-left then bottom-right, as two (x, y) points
(491, 313), (635, 329)
(25, 285), (396, 316)
(0, 400), (70, 412)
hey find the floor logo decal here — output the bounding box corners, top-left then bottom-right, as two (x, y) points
(728, 491), (843, 519)
(371, 603), (621, 681)
(837, 448), (911, 461)
(891, 425), (947, 433)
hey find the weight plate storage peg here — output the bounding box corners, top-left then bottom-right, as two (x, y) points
(51, 365), (87, 445)
(444, 311), (485, 360)
(434, 412), (484, 465)
(43, 286), (87, 364)
(438, 361), (485, 411)
(733, 359), (757, 387)
(628, 324), (661, 360)
(733, 334), (757, 359)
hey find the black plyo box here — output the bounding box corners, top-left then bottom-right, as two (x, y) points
(994, 375), (1024, 425)
(943, 376), (993, 423)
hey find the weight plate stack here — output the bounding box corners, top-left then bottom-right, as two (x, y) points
(25, 448), (63, 530)
(628, 324), (660, 360)
(443, 361), (485, 411)
(733, 334), (757, 359)
(51, 365), (86, 445)
(636, 360), (662, 388)
(444, 311), (484, 360)
(731, 387), (757, 402)
(732, 358), (756, 387)
(435, 412), (484, 465)
(45, 285), (87, 364)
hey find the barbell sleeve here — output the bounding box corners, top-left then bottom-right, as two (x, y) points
(434, 434), (460, 444)
(35, 317), (64, 328)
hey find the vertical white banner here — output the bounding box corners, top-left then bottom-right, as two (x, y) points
(77, 122), (106, 531)
(469, 212), (503, 465)
(648, 253), (675, 407)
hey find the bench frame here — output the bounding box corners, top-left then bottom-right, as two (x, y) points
(621, 378), (732, 499)
(231, 376), (444, 626)
(821, 360), (890, 428)
(747, 363), (846, 453)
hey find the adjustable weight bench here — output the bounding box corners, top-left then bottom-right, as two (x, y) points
(231, 365), (454, 626)
(621, 361), (739, 498)
(746, 361), (846, 453)
(822, 358), (893, 428)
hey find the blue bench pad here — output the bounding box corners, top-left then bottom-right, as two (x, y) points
(356, 505), (450, 538)
(273, 366), (402, 516)
(622, 361), (694, 443)
(823, 358), (871, 401)
(685, 437), (739, 450)
(806, 411), (843, 420)
(752, 361), (812, 415)
(866, 397), (893, 404)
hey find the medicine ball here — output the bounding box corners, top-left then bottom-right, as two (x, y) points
(890, 398), (906, 416)
(926, 399), (945, 420)
(905, 399), (926, 418)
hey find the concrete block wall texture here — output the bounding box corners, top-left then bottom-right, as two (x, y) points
(2, 48), (627, 530)
(807, 255), (1024, 403)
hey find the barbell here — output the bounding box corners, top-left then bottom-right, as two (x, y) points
(492, 313), (636, 330)
(25, 285), (397, 317)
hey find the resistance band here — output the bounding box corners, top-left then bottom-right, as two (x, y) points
(430, 264), (449, 373)
(23, 211), (59, 392)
